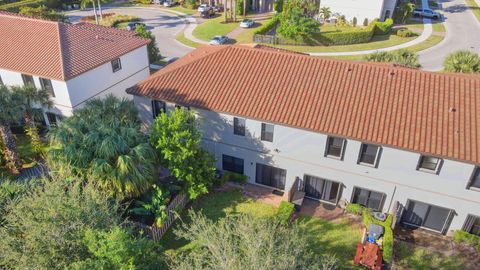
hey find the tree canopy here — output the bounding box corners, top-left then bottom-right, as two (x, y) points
(277, 7), (320, 41)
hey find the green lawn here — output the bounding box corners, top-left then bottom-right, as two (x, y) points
(175, 31), (201, 48)
(233, 19), (269, 44)
(161, 189), (362, 268)
(192, 15), (239, 41)
(466, 0), (480, 23)
(395, 241), (466, 270)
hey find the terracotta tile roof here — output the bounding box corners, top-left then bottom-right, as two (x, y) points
(127, 45), (480, 165)
(0, 11), (150, 81)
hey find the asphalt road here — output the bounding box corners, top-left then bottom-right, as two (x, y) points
(67, 7), (193, 61)
(418, 0), (480, 70)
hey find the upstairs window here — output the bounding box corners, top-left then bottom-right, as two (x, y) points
(325, 136), (346, 159)
(261, 123), (274, 142)
(417, 155), (442, 174)
(358, 143), (381, 167)
(233, 117), (245, 136)
(151, 100), (166, 118)
(467, 167), (480, 190)
(39, 78), (55, 97)
(111, 58), (122, 72)
(21, 74), (34, 86)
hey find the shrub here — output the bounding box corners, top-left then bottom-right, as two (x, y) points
(352, 17), (357, 27)
(454, 230), (480, 251)
(0, 0), (45, 12)
(443, 50), (480, 73)
(365, 50), (420, 68)
(273, 0), (283, 13)
(222, 171), (248, 184)
(183, 0), (197, 9)
(254, 15), (280, 35)
(396, 29), (413, 37)
(318, 23), (375, 45)
(345, 203), (364, 215)
(375, 18), (393, 35)
(363, 18), (369, 26)
(276, 201), (295, 225)
(361, 208), (394, 262)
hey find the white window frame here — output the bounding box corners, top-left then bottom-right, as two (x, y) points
(416, 155), (442, 174)
(324, 136), (346, 160)
(357, 143), (381, 168)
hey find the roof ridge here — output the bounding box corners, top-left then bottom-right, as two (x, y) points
(56, 23), (67, 80)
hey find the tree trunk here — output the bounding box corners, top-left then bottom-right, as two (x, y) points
(224, 0), (227, 22)
(92, 0), (98, 25)
(0, 124), (20, 175)
(97, 0), (103, 21)
(233, 0), (236, 21)
(243, 0), (246, 17)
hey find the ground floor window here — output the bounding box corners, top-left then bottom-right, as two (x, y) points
(401, 200), (453, 233)
(222, 154), (244, 174)
(462, 214), (480, 236)
(46, 112), (58, 126)
(303, 175), (342, 204)
(255, 163), (286, 190)
(351, 187), (385, 211)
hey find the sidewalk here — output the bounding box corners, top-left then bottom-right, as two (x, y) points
(155, 8), (209, 45)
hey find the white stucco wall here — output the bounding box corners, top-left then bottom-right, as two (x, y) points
(132, 96), (480, 233)
(321, 0), (396, 21)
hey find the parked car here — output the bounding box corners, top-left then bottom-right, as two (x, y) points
(209, 35), (229, 45)
(125, 22), (146, 31)
(212, 5), (223, 12)
(239, 19), (254, 28)
(198, 4), (209, 13)
(201, 8), (215, 18)
(413, 8), (440, 19)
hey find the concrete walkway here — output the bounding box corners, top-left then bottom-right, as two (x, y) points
(161, 8), (209, 45)
(308, 18), (433, 57)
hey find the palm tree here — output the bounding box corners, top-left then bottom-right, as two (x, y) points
(12, 84), (52, 154)
(80, 0), (98, 24)
(0, 86), (24, 174)
(320, 6), (331, 20)
(48, 95), (157, 198)
(444, 50), (480, 73)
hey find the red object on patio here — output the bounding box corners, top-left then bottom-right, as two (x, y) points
(353, 242), (383, 270)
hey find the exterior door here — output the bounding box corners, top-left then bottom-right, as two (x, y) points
(304, 175), (341, 204)
(255, 163), (286, 190)
(401, 200), (453, 233)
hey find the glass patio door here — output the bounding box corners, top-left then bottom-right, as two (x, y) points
(304, 175), (341, 204)
(401, 200), (453, 233)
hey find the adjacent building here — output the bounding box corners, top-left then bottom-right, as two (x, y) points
(320, 0), (398, 21)
(0, 11), (150, 126)
(127, 45), (480, 236)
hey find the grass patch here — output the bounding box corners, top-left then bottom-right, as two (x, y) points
(395, 241), (466, 269)
(192, 15), (238, 41)
(168, 6), (197, 15)
(234, 20), (268, 44)
(175, 31), (201, 48)
(466, 0), (480, 23)
(432, 22), (445, 32)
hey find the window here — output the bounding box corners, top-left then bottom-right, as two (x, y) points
(111, 58), (122, 72)
(303, 175), (342, 204)
(261, 123), (274, 142)
(401, 200), (453, 234)
(467, 167), (480, 190)
(358, 143), (381, 166)
(417, 155), (442, 174)
(351, 187), (385, 211)
(222, 155), (244, 174)
(462, 215), (480, 236)
(233, 117), (246, 136)
(33, 108), (47, 126)
(39, 78), (55, 97)
(21, 74), (34, 86)
(255, 163), (286, 190)
(46, 112), (58, 126)
(151, 100), (166, 118)
(325, 136), (346, 159)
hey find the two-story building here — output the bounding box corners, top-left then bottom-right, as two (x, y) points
(0, 11), (150, 126)
(320, 0), (398, 21)
(127, 45), (480, 236)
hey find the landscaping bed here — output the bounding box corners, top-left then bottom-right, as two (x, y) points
(81, 13), (140, 27)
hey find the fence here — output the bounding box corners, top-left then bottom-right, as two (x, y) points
(253, 34), (309, 46)
(129, 192), (189, 241)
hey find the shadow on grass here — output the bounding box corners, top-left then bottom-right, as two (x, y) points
(394, 241), (466, 270)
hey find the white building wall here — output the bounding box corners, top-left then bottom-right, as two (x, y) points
(132, 97), (480, 234)
(321, 0), (396, 21)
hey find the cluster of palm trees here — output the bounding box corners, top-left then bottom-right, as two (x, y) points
(80, 0), (105, 24)
(0, 84), (52, 175)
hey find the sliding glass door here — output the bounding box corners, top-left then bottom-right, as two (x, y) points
(255, 163), (286, 190)
(304, 175), (341, 204)
(401, 200), (453, 233)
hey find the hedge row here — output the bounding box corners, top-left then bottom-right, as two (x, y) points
(0, 0), (45, 11)
(276, 201), (295, 226)
(361, 208), (394, 263)
(318, 22), (376, 46)
(374, 18), (394, 35)
(253, 15), (279, 35)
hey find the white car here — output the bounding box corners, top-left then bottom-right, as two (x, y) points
(198, 4), (209, 13)
(209, 35), (229, 45)
(239, 19), (254, 28)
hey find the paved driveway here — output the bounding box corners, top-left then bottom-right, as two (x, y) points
(419, 0), (480, 70)
(67, 7), (193, 60)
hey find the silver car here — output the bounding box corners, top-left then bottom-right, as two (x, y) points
(240, 19), (254, 28)
(209, 35), (229, 45)
(198, 4), (209, 13)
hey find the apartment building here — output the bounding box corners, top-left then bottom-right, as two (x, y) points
(321, 0), (398, 21)
(0, 11), (150, 125)
(127, 45), (480, 236)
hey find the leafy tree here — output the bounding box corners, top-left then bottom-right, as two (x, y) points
(0, 85), (24, 174)
(150, 108), (216, 200)
(12, 84), (52, 154)
(364, 50), (420, 68)
(0, 178), (39, 225)
(0, 176), (121, 269)
(19, 5), (69, 22)
(168, 211), (338, 270)
(277, 7), (320, 41)
(398, 2), (415, 23)
(320, 6), (332, 20)
(130, 184), (170, 227)
(135, 24), (161, 64)
(48, 95), (157, 198)
(69, 227), (163, 269)
(443, 50), (480, 73)
(273, 0), (283, 13)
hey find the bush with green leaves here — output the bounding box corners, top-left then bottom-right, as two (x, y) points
(276, 201), (295, 225)
(183, 0), (197, 9)
(374, 18), (393, 35)
(443, 50), (480, 73)
(130, 184), (170, 227)
(135, 24), (161, 63)
(318, 23), (375, 45)
(150, 108), (216, 200)
(277, 7), (320, 41)
(454, 230), (480, 251)
(0, 0), (45, 12)
(19, 5), (68, 22)
(273, 0), (283, 13)
(361, 208), (394, 262)
(345, 203), (364, 215)
(221, 171), (248, 184)
(363, 18), (369, 26)
(254, 15), (280, 35)
(48, 95), (157, 199)
(168, 210), (338, 270)
(396, 28), (413, 37)
(364, 50), (420, 68)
